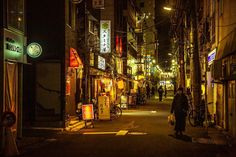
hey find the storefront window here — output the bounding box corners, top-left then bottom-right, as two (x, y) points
(7, 0), (24, 32)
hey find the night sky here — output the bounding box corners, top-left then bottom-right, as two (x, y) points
(156, 0), (172, 70)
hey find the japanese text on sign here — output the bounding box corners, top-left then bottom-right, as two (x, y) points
(100, 20), (111, 53)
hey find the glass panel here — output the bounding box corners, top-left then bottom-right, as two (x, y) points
(7, 0), (24, 32)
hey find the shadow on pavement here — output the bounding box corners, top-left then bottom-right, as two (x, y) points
(168, 134), (192, 142)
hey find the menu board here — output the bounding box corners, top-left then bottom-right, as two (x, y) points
(98, 96), (110, 120)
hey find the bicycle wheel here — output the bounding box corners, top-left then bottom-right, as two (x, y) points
(188, 110), (198, 127)
(115, 106), (122, 118)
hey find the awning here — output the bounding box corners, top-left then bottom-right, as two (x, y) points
(216, 28), (236, 60)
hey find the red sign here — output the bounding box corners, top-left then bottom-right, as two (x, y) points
(69, 48), (83, 68)
(115, 35), (123, 57)
(82, 104), (94, 120)
(119, 37), (122, 56)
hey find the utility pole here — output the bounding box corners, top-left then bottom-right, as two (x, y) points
(191, 0), (202, 110)
(179, 20), (185, 89)
(83, 0), (90, 103)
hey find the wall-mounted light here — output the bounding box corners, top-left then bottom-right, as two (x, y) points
(163, 6), (172, 11)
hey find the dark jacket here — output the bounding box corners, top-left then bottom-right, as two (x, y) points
(171, 93), (188, 116)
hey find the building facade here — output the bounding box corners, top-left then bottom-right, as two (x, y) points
(0, 0), (27, 154)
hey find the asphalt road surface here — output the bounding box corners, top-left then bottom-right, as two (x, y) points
(19, 96), (233, 157)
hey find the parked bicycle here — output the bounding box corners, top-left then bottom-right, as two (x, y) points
(188, 101), (213, 127)
(110, 103), (122, 120)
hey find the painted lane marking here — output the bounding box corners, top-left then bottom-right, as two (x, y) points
(116, 130), (128, 136)
(128, 132), (147, 135)
(82, 130), (147, 136)
(83, 132), (117, 135)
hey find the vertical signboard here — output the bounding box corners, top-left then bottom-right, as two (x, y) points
(98, 56), (106, 70)
(82, 104), (94, 120)
(98, 96), (110, 120)
(100, 20), (111, 53)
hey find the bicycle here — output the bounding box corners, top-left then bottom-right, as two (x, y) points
(188, 102), (213, 127)
(110, 103), (122, 120)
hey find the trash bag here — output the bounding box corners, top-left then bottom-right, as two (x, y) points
(168, 114), (175, 126)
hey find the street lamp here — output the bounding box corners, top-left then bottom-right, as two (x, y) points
(163, 6), (173, 11)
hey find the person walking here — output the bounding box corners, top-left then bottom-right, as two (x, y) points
(170, 87), (188, 136)
(157, 86), (164, 101)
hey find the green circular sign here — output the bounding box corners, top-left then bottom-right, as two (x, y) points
(27, 42), (42, 58)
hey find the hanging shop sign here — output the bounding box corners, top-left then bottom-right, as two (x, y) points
(69, 48), (83, 68)
(100, 20), (111, 53)
(92, 0), (104, 9)
(98, 56), (106, 70)
(82, 104), (94, 120)
(4, 29), (26, 63)
(115, 35), (123, 56)
(26, 42), (42, 58)
(208, 48), (216, 65)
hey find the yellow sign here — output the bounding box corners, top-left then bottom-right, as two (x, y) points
(98, 96), (110, 120)
(82, 104), (94, 120)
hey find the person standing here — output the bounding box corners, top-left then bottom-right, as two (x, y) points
(151, 86), (155, 96)
(157, 86), (164, 101)
(170, 87), (188, 136)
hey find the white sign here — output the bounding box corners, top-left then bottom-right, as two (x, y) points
(208, 48), (216, 65)
(27, 42), (42, 58)
(98, 56), (106, 70)
(4, 29), (25, 63)
(100, 20), (111, 53)
(92, 0), (104, 9)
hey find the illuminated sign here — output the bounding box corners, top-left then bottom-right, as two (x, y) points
(100, 20), (111, 53)
(27, 42), (42, 58)
(208, 48), (216, 65)
(98, 96), (110, 120)
(69, 48), (83, 68)
(115, 35), (123, 56)
(90, 52), (94, 66)
(82, 104), (94, 120)
(4, 29), (25, 62)
(98, 56), (106, 70)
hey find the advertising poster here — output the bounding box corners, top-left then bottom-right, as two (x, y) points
(98, 96), (110, 120)
(82, 104), (94, 120)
